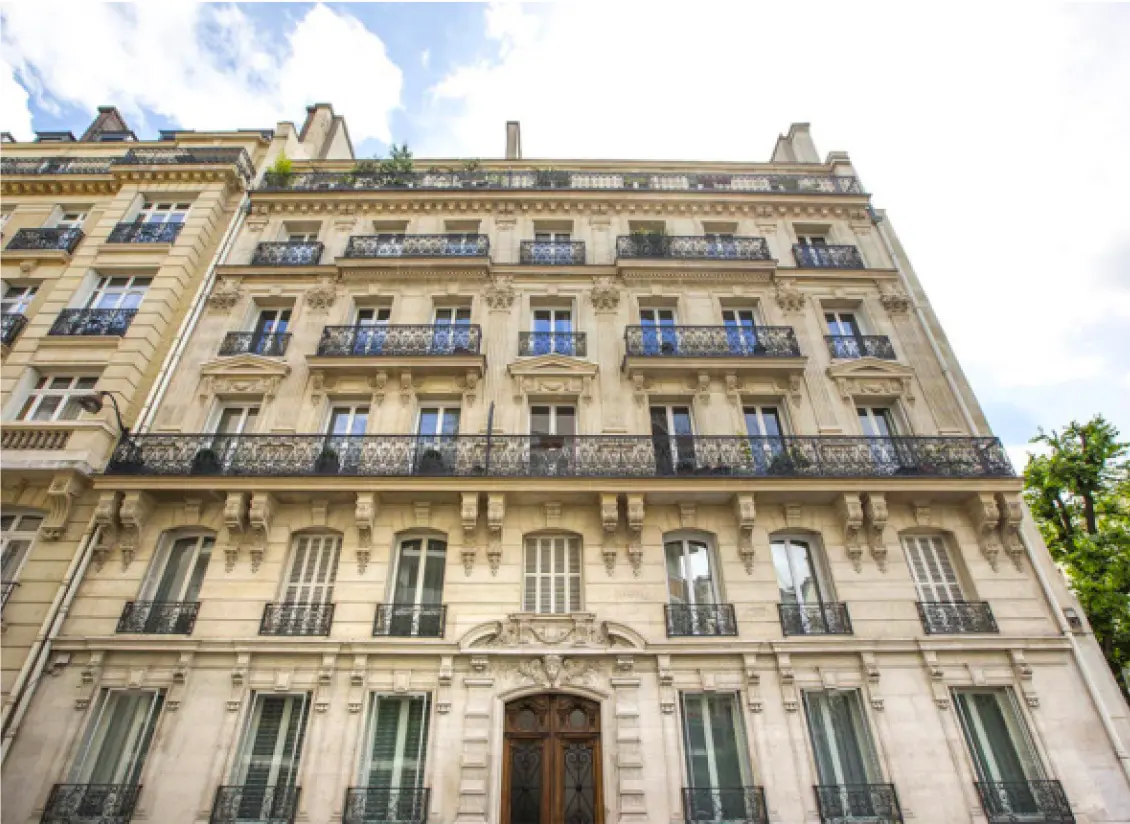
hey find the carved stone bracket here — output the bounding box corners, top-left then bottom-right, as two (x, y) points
(733, 494), (756, 574)
(304, 275), (338, 311)
(626, 494), (644, 576)
(600, 493), (619, 575)
(119, 491), (155, 570)
(461, 370), (480, 407)
(227, 652), (250, 713)
(1010, 649), (1039, 708)
(248, 492), (276, 573)
(966, 493), (1002, 571)
(206, 277), (243, 312)
(879, 283), (913, 314)
(773, 276), (806, 313)
(40, 471), (88, 541)
(222, 491), (249, 572)
(355, 493), (377, 574)
(487, 493), (504, 575)
(836, 493), (865, 572)
(483, 276), (516, 311)
(461, 492), (479, 576)
(921, 650), (949, 710)
(996, 493), (1025, 571)
(91, 491), (122, 571)
(658, 655), (675, 714)
(743, 653), (762, 713)
(589, 276), (621, 313)
(861, 652), (884, 711)
(862, 493), (889, 571)
(314, 653), (337, 713)
(436, 656), (454, 714)
(776, 653), (798, 712)
(75, 651), (104, 711)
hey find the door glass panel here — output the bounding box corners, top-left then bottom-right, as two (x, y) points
(665, 539), (717, 606)
(804, 690), (881, 786)
(362, 694), (430, 819)
(955, 690), (1042, 784)
(858, 407), (895, 438)
(772, 538), (822, 606)
(71, 689), (163, 785)
(509, 741), (543, 824)
(682, 693), (750, 797)
(234, 694), (309, 818)
(562, 742), (597, 824)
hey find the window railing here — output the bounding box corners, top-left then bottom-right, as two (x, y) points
(211, 785), (299, 824)
(219, 331), (291, 357)
(343, 787), (429, 824)
(373, 603), (447, 638)
(317, 324), (482, 357)
(518, 331), (587, 357)
(2, 313), (28, 346)
(250, 240), (324, 266)
(106, 435), (1014, 479)
(1, 580), (18, 610)
(917, 601), (998, 634)
(625, 325), (800, 358)
(815, 784), (903, 823)
(617, 235), (772, 261)
(1, 157), (116, 175)
(682, 787), (768, 824)
(115, 147), (255, 184)
(6, 227), (84, 253)
(117, 600), (201, 634)
(665, 604), (738, 637)
(107, 221), (183, 244)
(778, 603), (853, 636)
(41, 783), (142, 824)
(974, 780), (1074, 824)
(49, 308), (137, 337)
(793, 244), (866, 269)
(519, 239), (586, 265)
(344, 233), (490, 259)
(259, 602), (334, 636)
(825, 335), (896, 360)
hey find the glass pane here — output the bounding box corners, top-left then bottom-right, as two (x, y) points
(31, 396), (61, 421)
(509, 741), (543, 824)
(394, 541), (421, 603)
(418, 409), (438, 437)
(440, 410), (460, 435)
(556, 407), (576, 437)
(531, 407), (551, 436)
(665, 541), (689, 605)
(685, 541), (715, 604)
(421, 540), (446, 604)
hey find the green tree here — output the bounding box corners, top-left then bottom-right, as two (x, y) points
(1023, 416), (1130, 689)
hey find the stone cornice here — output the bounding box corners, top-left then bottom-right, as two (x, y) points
(1, 177), (119, 197)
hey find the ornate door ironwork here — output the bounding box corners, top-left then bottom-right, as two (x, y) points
(502, 694), (603, 824)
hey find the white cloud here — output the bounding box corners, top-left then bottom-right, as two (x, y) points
(0, 2), (403, 143)
(421, 49), (430, 69)
(0, 56), (33, 140)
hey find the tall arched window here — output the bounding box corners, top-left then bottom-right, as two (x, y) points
(380, 535), (447, 637)
(122, 530), (214, 634)
(522, 534), (581, 614)
(772, 534), (849, 635)
(664, 533), (735, 636)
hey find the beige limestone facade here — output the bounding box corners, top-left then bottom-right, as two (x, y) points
(1, 118), (1128, 824)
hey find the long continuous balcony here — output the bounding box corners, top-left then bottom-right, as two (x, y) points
(317, 325), (482, 357)
(616, 235), (772, 261)
(250, 240), (324, 266)
(519, 331), (587, 357)
(117, 601), (200, 634)
(2, 313), (28, 346)
(683, 787), (768, 824)
(260, 602), (334, 636)
(793, 243), (866, 269)
(625, 326), (800, 358)
(211, 785), (298, 824)
(41, 783), (141, 824)
(259, 169), (865, 194)
(373, 604), (447, 637)
(519, 239), (586, 265)
(5, 227), (84, 254)
(219, 332), (291, 357)
(343, 787), (429, 824)
(107, 221), (183, 244)
(815, 784), (903, 823)
(825, 335), (896, 360)
(115, 147), (255, 184)
(49, 308), (136, 337)
(106, 434), (1013, 479)
(665, 604), (738, 637)
(778, 603), (853, 636)
(0, 157), (116, 175)
(917, 601), (998, 634)
(343, 233), (489, 259)
(974, 780), (1074, 824)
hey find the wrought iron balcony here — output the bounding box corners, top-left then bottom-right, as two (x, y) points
(317, 324), (482, 357)
(625, 326), (800, 358)
(1, 157), (115, 175)
(2, 313), (28, 346)
(793, 244), (866, 269)
(219, 331), (291, 357)
(250, 240), (324, 266)
(617, 235), (772, 261)
(260, 602), (334, 636)
(665, 604), (738, 637)
(1, 580), (18, 610)
(117, 600), (201, 634)
(6, 227), (84, 253)
(520, 239), (586, 265)
(49, 308), (136, 337)
(115, 147), (255, 184)
(107, 221), (183, 244)
(825, 335), (896, 360)
(975, 780), (1074, 824)
(211, 785), (299, 824)
(815, 784), (903, 823)
(374, 603), (447, 637)
(344, 787), (430, 824)
(683, 787), (768, 824)
(344, 233), (489, 259)
(917, 601), (998, 634)
(106, 434), (1014, 479)
(519, 331), (587, 357)
(779, 603), (853, 636)
(41, 783), (141, 824)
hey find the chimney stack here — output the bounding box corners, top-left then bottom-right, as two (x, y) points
(506, 121), (522, 160)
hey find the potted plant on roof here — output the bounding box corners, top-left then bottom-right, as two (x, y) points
(264, 153), (293, 190)
(379, 143), (414, 188)
(534, 168), (569, 188)
(191, 447), (222, 475)
(623, 172), (650, 189)
(314, 447), (340, 475)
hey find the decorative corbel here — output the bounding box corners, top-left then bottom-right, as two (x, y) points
(921, 650), (949, 710)
(348, 654), (368, 714)
(167, 651), (194, 711)
(626, 494), (644, 576)
(695, 372), (711, 405)
(118, 491), (155, 570)
(913, 501), (932, 527)
(399, 370), (414, 406)
(222, 492), (249, 572)
(227, 652), (250, 712)
(314, 653), (336, 713)
(861, 652), (884, 711)
(461, 492), (479, 576)
(436, 656), (454, 714)
(487, 494), (505, 575)
(309, 369), (327, 408)
(862, 493), (889, 572)
(461, 370), (480, 407)
(776, 653), (798, 712)
(75, 651), (104, 711)
(657, 655), (675, 714)
(724, 372), (741, 406)
(733, 494), (756, 574)
(743, 653), (762, 713)
(966, 493), (1002, 571)
(355, 493), (377, 574)
(368, 371), (388, 407)
(600, 493), (619, 576)
(40, 471), (88, 541)
(630, 371), (647, 406)
(836, 493), (865, 572)
(248, 492), (276, 573)
(996, 493), (1026, 571)
(1009, 650), (1039, 708)
(91, 492), (122, 571)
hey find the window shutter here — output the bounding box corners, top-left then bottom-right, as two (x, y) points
(524, 536), (582, 614)
(566, 539), (581, 612)
(73, 689), (164, 785)
(244, 697), (286, 789)
(523, 543), (538, 612)
(285, 535), (340, 604)
(904, 536), (964, 602)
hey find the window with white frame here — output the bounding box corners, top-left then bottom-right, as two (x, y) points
(139, 532), (214, 604)
(523, 535), (581, 614)
(17, 375), (98, 421)
(772, 536), (832, 608)
(2, 511), (43, 584)
(359, 694), (430, 809)
(2, 284), (37, 315)
(68, 688), (164, 787)
(681, 693), (752, 801)
(231, 693), (309, 816)
(54, 209), (88, 230)
(953, 689), (1045, 792)
(282, 533), (341, 606)
(387, 536), (447, 635)
(137, 202), (190, 224)
(803, 690), (883, 787)
(857, 406), (898, 438)
(211, 404), (260, 435)
(903, 534), (966, 603)
(665, 536), (720, 606)
(87, 275), (151, 311)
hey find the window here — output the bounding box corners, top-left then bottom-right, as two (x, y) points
(523, 535), (581, 614)
(212, 404), (260, 435)
(350, 307), (391, 355)
(954, 690), (1045, 799)
(359, 694), (430, 817)
(534, 230), (572, 242)
(650, 405), (695, 474)
(434, 306), (471, 325)
(665, 537), (719, 606)
(287, 230), (319, 243)
(18, 375), (98, 421)
(797, 234), (828, 247)
(358, 307), (391, 326)
(531, 306), (575, 355)
(744, 405), (785, 471)
(825, 310), (861, 338)
(681, 693), (752, 806)
(2, 511), (42, 585)
(138, 202), (189, 224)
(903, 535), (964, 603)
(87, 275), (151, 311)
(69, 689), (164, 787)
(2, 284), (37, 315)
(322, 405), (369, 475)
(804, 690), (883, 791)
(433, 307), (473, 354)
(858, 407), (897, 438)
(639, 307), (678, 355)
(254, 308), (290, 337)
(231, 693), (309, 820)
(53, 210), (87, 230)
(530, 405), (576, 475)
(772, 537), (828, 608)
(388, 538), (447, 635)
(283, 534), (340, 606)
(140, 533), (213, 604)
(415, 407), (461, 473)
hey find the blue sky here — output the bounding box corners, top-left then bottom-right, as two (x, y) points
(3, 2), (1129, 465)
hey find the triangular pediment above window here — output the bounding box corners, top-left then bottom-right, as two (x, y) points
(507, 353), (599, 378)
(507, 355), (598, 402)
(200, 353), (292, 379)
(827, 358), (917, 405)
(826, 358), (914, 381)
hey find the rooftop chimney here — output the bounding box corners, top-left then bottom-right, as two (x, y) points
(506, 121), (522, 160)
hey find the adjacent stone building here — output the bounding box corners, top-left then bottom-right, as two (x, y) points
(1, 115), (1127, 824)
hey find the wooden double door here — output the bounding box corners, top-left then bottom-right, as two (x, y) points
(502, 694), (604, 824)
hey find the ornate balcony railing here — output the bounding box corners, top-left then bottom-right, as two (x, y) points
(793, 244), (866, 269)
(975, 780), (1074, 824)
(107, 221), (183, 244)
(665, 604), (738, 637)
(2, 313), (28, 346)
(344, 787), (430, 824)
(1, 157), (115, 175)
(518, 331), (587, 357)
(117, 600), (201, 634)
(106, 434), (1014, 479)
(49, 308), (137, 337)
(260, 602), (334, 636)
(682, 787), (768, 824)
(825, 335), (896, 360)
(373, 603), (447, 637)
(625, 325), (800, 358)
(6, 227), (84, 253)
(317, 324), (482, 357)
(115, 147), (255, 184)
(815, 784), (903, 823)
(259, 170), (864, 195)
(250, 240), (324, 266)
(2, 580), (18, 610)
(917, 601), (998, 634)
(519, 239), (586, 265)
(344, 233), (489, 259)
(617, 235), (772, 261)
(779, 603), (853, 636)
(219, 331), (291, 357)
(211, 785), (299, 824)
(41, 783), (141, 824)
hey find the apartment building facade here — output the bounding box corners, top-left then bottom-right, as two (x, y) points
(1, 119), (1128, 824)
